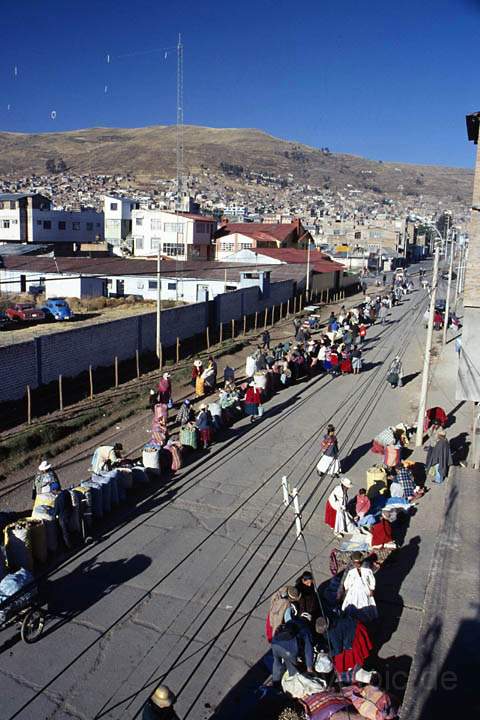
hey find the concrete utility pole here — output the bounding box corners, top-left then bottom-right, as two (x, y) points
(415, 246), (440, 447)
(156, 245), (161, 364)
(305, 242), (311, 299)
(442, 233), (455, 345)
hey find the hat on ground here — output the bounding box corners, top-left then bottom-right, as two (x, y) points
(287, 586), (301, 601)
(340, 477), (352, 488)
(355, 668), (375, 684)
(38, 461), (51, 472)
(151, 686), (175, 708)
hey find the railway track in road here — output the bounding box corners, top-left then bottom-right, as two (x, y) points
(4, 288), (428, 720)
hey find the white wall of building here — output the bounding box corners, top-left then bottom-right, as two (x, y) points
(216, 232), (255, 260)
(131, 209), (215, 260)
(0, 206), (22, 241)
(104, 273), (233, 303)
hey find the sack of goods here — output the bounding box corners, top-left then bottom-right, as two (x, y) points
(80, 481), (104, 519)
(142, 444), (161, 473)
(25, 518), (48, 565)
(366, 465), (387, 498)
(91, 474), (112, 514)
(179, 423), (198, 450)
(3, 521), (34, 572)
(0, 568), (36, 624)
(132, 466), (150, 485)
(253, 371), (268, 390)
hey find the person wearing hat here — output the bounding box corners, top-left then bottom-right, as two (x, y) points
(142, 685), (179, 719)
(91, 442), (123, 475)
(176, 399), (194, 427)
(196, 404), (214, 449)
(157, 372), (172, 407)
(426, 429), (453, 484)
(192, 359), (204, 395)
(341, 551), (378, 622)
(244, 382), (263, 423)
(317, 425), (340, 477)
(324, 478), (355, 537)
(32, 460), (61, 500)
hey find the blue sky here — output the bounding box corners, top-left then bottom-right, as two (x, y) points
(1, 0), (479, 167)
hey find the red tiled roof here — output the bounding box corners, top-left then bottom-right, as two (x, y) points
(223, 223), (296, 243)
(253, 248), (345, 273)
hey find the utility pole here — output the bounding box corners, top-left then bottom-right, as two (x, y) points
(156, 245), (161, 365)
(415, 246), (440, 446)
(454, 242), (462, 309)
(305, 241), (311, 300)
(442, 232), (455, 345)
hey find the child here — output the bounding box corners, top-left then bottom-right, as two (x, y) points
(355, 488), (371, 520)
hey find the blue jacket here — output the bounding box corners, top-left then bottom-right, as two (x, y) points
(272, 618), (314, 669)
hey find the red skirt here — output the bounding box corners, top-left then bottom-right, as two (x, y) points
(371, 518), (393, 546)
(341, 359), (353, 374)
(333, 622), (373, 672)
(324, 500), (337, 529)
(199, 428), (213, 445)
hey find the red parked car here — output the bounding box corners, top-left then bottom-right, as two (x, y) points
(5, 303), (45, 322)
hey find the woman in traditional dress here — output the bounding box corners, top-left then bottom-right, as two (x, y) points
(157, 372), (172, 406)
(426, 429), (453, 483)
(324, 477), (355, 536)
(317, 424), (341, 477)
(244, 382), (263, 423)
(341, 552), (378, 622)
(192, 360), (204, 396)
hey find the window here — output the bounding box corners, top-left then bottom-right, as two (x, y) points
(10, 201), (16, 209)
(136, 217), (144, 226)
(151, 238), (161, 250)
(221, 242), (234, 251)
(135, 236), (144, 250)
(58, 221), (66, 230)
(354, 231), (361, 240)
(0, 202), (3, 209)
(86, 222), (93, 231)
(11, 218), (17, 224)
(43, 220), (51, 230)
(110, 202), (118, 210)
(167, 282), (177, 290)
(239, 242), (252, 249)
(72, 222), (80, 231)
(150, 219), (162, 231)
(162, 242), (185, 256)
(148, 280), (158, 289)
(2, 220), (10, 229)
(164, 222), (183, 233)
(196, 221), (207, 233)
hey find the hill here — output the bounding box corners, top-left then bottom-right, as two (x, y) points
(0, 124), (473, 203)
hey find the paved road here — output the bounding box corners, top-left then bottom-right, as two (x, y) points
(0, 285), (443, 720)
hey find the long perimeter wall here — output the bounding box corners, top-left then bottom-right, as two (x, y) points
(0, 281), (297, 403)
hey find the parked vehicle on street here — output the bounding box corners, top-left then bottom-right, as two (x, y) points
(42, 298), (74, 321)
(5, 303), (45, 322)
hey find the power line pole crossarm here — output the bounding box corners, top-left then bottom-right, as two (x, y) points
(415, 247), (440, 447)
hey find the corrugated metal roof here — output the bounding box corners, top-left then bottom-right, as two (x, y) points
(0, 192), (36, 201)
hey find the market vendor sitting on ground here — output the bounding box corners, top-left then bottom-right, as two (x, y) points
(91, 442), (123, 474)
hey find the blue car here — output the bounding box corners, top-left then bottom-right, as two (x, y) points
(42, 298), (74, 321)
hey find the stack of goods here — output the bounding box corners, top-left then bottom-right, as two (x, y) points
(0, 568), (36, 624)
(179, 422), (198, 450)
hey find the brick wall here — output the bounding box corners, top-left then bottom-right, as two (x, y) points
(0, 282), (295, 403)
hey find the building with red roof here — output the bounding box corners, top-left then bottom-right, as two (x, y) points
(213, 218), (314, 260)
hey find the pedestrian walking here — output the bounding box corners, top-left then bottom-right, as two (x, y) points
(352, 347), (362, 374)
(324, 477), (355, 536)
(386, 355), (403, 388)
(426, 430), (453, 483)
(261, 328), (271, 350)
(317, 424), (341, 475)
(244, 382), (263, 422)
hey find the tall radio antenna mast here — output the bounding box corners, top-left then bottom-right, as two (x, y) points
(176, 32), (184, 210)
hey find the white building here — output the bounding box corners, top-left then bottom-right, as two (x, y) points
(131, 208), (216, 260)
(103, 194), (139, 253)
(0, 193), (104, 247)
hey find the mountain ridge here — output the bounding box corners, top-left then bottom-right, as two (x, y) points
(0, 124), (473, 204)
